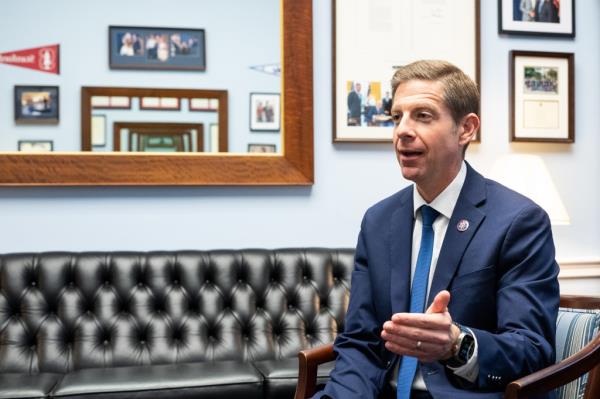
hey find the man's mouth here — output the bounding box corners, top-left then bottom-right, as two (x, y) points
(399, 150), (424, 159)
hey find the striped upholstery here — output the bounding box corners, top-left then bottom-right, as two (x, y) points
(554, 307), (600, 399)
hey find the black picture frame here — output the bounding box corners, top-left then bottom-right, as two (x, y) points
(14, 85), (59, 124)
(498, 0), (575, 38)
(109, 26), (206, 71)
(509, 50), (574, 143)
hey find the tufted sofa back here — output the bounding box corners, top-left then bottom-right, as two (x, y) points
(0, 248), (354, 374)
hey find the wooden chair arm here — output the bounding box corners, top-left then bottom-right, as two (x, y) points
(504, 333), (600, 399)
(294, 343), (336, 399)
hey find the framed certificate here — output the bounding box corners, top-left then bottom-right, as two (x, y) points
(510, 50), (574, 143)
(332, 0), (480, 142)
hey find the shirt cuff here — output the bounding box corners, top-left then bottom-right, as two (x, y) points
(446, 326), (479, 383)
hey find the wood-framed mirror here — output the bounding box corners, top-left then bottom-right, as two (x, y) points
(0, 0), (313, 186)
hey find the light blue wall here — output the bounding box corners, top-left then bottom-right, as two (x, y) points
(0, 0), (281, 152)
(0, 0), (598, 267)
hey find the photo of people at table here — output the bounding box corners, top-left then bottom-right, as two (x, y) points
(346, 80), (393, 127)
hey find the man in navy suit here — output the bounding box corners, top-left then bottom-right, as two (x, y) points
(313, 60), (559, 398)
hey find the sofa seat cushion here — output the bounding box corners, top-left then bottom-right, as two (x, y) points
(0, 373), (63, 399)
(52, 361), (263, 399)
(253, 358), (335, 399)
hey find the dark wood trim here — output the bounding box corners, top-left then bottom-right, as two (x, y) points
(113, 122), (204, 152)
(509, 50), (575, 143)
(294, 343), (336, 399)
(0, 0), (312, 186)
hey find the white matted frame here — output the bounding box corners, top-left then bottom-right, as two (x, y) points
(510, 50), (574, 143)
(333, 0), (480, 143)
(498, 0), (574, 38)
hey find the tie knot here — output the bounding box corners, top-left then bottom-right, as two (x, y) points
(420, 205), (439, 227)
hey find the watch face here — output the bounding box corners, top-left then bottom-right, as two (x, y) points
(458, 333), (475, 362)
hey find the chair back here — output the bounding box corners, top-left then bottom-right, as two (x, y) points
(556, 295), (600, 399)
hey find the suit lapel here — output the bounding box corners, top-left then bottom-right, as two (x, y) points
(390, 187), (414, 314)
(427, 164), (487, 308)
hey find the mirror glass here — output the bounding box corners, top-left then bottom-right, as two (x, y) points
(1, 0), (281, 154)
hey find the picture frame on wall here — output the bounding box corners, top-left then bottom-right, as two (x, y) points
(333, 0), (481, 142)
(248, 143), (277, 153)
(14, 85), (59, 124)
(510, 50), (574, 143)
(18, 140), (54, 152)
(498, 0), (575, 37)
(109, 26), (206, 71)
(249, 93), (280, 132)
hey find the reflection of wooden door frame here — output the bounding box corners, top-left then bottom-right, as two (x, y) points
(113, 122), (204, 152)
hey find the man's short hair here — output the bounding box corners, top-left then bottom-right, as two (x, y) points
(390, 60), (480, 125)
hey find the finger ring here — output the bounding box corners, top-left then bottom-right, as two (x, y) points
(416, 341), (422, 350)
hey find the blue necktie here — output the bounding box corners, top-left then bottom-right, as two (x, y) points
(397, 205), (440, 399)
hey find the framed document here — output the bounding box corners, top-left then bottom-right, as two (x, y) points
(510, 50), (574, 143)
(333, 0), (480, 142)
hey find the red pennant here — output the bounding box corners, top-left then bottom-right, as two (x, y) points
(0, 44), (60, 74)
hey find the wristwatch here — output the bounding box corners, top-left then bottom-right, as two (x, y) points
(443, 322), (475, 368)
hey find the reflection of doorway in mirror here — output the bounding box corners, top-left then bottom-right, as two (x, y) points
(112, 122), (203, 152)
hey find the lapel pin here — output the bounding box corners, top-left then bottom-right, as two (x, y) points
(457, 219), (469, 232)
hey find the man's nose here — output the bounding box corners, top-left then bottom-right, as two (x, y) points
(394, 117), (415, 140)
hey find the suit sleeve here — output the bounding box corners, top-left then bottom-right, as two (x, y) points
(313, 217), (388, 398)
(470, 204), (559, 389)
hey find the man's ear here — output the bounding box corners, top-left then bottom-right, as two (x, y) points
(458, 113), (480, 145)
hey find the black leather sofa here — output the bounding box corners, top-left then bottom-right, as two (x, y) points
(0, 248), (353, 399)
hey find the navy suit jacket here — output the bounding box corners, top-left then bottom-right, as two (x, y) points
(315, 164), (559, 399)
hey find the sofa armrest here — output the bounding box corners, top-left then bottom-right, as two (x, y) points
(504, 334), (600, 399)
(294, 343), (336, 399)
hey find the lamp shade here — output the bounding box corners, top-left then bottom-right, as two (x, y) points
(489, 154), (570, 225)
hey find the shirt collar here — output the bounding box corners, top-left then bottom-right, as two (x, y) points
(413, 161), (467, 219)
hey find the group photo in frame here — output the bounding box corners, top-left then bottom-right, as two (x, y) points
(109, 26), (206, 71)
(247, 143), (277, 153)
(17, 140), (53, 152)
(333, 0), (480, 142)
(14, 85), (59, 124)
(510, 50), (574, 142)
(249, 92), (280, 132)
(498, 0), (575, 37)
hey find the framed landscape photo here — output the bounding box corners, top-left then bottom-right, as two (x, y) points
(14, 86), (59, 124)
(249, 93), (280, 132)
(18, 140), (53, 152)
(248, 143), (277, 153)
(510, 50), (574, 143)
(498, 0), (574, 37)
(109, 26), (206, 71)
(333, 0), (481, 142)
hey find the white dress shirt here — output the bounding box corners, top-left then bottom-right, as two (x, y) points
(395, 161), (479, 391)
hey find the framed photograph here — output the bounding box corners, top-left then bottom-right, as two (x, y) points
(498, 0), (575, 37)
(14, 86), (59, 124)
(248, 143), (277, 153)
(18, 140), (53, 152)
(109, 26), (206, 71)
(510, 50), (574, 143)
(249, 93), (280, 132)
(333, 0), (480, 142)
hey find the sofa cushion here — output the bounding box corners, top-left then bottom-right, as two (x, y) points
(0, 373), (62, 399)
(51, 361), (263, 399)
(253, 358), (335, 399)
